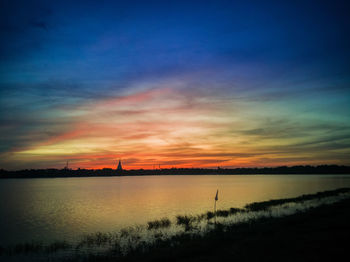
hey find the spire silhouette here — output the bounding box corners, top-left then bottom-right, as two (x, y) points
(117, 159), (123, 170)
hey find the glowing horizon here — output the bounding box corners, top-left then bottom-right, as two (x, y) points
(3, 83), (349, 170)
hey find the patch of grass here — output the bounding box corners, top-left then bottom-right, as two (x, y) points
(216, 210), (230, 217)
(11, 241), (43, 254)
(195, 213), (206, 221)
(206, 208), (243, 220)
(78, 232), (113, 247)
(229, 207), (243, 214)
(206, 211), (214, 220)
(45, 241), (71, 253)
(120, 227), (134, 238)
(147, 218), (171, 230)
(176, 215), (195, 231)
(244, 188), (350, 211)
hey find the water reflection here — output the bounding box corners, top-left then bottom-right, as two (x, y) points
(0, 175), (349, 244)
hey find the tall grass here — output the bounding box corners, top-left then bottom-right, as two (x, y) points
(79, 232), (114, 247)
(245, 188), (350, 211)
(12, 242), (43, 254)
(45, 241), (71, 253)
(176, 215), (196, 231)
(147, 218), (171, 230)
(206, 211), (215, 220)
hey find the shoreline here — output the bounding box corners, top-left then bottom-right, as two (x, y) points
(131, 192), (350, 262)
(1, 165), (350, 179)
(2, 173), (350, 180)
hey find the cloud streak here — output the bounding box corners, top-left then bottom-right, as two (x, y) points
(2, 79), (349, 169)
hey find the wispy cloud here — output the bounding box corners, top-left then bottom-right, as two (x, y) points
(2, 78), (349, 170)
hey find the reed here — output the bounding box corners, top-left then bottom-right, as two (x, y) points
(78, 232), (114, 247)
(147, 218), (171, 230)
(45, 241), (71, 253)
(245, 188), (350, 211)
(206, 211), (215, 220)
(11, 241), (43, 254)
(176, 215), (195, 231)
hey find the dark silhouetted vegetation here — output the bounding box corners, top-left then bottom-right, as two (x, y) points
(206, 211), (215, 220)
(216, 210), (230, 217)
(118, 197), (350, 262)
(79, 232), (113, 247)
(62, 192), (350, 262)
(10, 242), (43, 254)
(45, 241), (71, 253)
(1, 165), (349, 178)
(229, 207), (242, 214)
(176, 215), (196, 231)
(147, 218), (171, 230)
(245, 187), (350, 211)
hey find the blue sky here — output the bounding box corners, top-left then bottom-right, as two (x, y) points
(0, 0), (349, 169)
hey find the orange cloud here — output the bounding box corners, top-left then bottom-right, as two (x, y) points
(6, 85), (349, 170)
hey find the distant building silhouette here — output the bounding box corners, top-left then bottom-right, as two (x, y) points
(117, 160), (123, 170)
(64, 161), (69, 170)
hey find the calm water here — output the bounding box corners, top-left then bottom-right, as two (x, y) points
(0, 174), (349, 245)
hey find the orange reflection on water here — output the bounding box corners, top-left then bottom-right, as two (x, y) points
(0, 175), (349, 245)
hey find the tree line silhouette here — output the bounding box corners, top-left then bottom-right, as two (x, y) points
(0, 165), (349, 178)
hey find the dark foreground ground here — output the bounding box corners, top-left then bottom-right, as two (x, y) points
(116, 198), (350, 262)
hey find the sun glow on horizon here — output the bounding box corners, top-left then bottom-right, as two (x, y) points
(2, 83), (348, 170)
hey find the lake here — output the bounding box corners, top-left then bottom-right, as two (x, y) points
(0, 174), (349, 245)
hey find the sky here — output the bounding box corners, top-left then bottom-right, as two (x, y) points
(0, 0), (349, 170)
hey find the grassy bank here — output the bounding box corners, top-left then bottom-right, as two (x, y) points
(1, 188), (350, 261)
(120, 194), (350, 262)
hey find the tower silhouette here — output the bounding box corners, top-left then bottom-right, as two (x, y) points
(117, 159), (123, 170)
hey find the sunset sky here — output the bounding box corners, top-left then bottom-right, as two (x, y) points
(0, 0), (349, 170)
